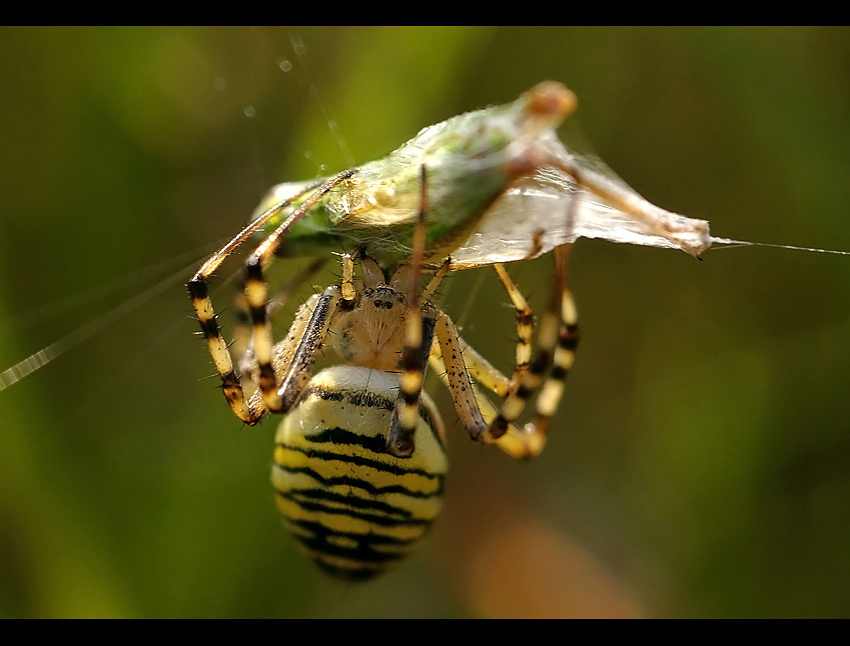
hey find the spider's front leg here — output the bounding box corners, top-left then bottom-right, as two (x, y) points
(233, 257), (329, 378)
(386, 164), (433, 458)
(248, 253), (357, 415)
(187, 274), (266, 425)
(188, 169), (355, 425)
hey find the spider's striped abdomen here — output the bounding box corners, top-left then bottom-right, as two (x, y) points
(272, 365), (447, 580)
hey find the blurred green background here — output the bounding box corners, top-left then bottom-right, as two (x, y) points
(1, 27), (849, 618)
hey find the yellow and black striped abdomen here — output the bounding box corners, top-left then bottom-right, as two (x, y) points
(272, 365), (447, 581)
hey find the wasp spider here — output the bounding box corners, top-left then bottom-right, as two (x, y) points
(187, 168), (579, 579)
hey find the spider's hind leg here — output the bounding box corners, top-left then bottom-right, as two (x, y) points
(430, 244), (579, 459)
(488, 244), (579, 450)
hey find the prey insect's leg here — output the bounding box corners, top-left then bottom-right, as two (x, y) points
(187, 169), (355, 425)
(387, 165), (431, 458)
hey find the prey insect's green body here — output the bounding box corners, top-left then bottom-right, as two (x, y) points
(251, 81), (712, 273)
(253, 83), (560, 269)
